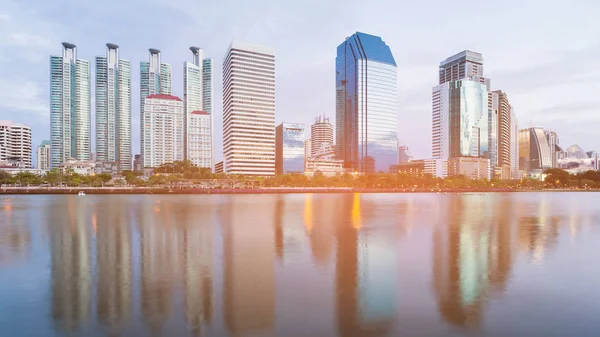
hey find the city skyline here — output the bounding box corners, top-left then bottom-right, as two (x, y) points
(2, 0), (598, 166)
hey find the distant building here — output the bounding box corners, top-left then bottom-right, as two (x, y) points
(223, 40), (275, 176)
(58, 159), (96, 176)
(36, 140), (51, 171)
(393, 160), (425, 176)
(398, 145), (410, 164)
(566, 144), (588, 159)
(519, 127), (552, 175)
(492, 90), (512, 179)
(424, 159), (448, 178)
(305, 158), (344, 177)
(0, 121), (32, 168)
(545, 130), (560, 168)
(142, 94), (184, 168)
(310, 115), (333, 158)
(214, 161), (224, 174)
(95, 161), (119, 175)
(510, 111), (520, 179)
(336, 32), (398, 173)
(304, 140), (312, 162)
(50, 42), (91, 168)
(448, 157), (490, 180)
(275, 123), (305, 175)
(133, 154), (143, 171)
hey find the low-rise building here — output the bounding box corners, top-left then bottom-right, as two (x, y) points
(305, 157), (344, 177)
(58, 159), (96, 176)
(214, 161), (224, 174)
(448, 157), (490, 180)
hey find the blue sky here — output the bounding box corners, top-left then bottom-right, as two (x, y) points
(1, 0), (599, 162)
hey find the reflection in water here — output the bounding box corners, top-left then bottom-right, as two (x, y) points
(0, 198), (31, 265)
(49, 197), (92, 333)
(433, 194), (515, 327)
(3, 193), (599, 336)
(335, 194), (395, 336)
(223, 196), (275, 336)
(95, 196), (132, 334)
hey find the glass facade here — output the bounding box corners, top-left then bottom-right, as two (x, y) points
(49, 43), (90, 168)
(448, 80), (489, 158)
(336, 32), (398, 173)
(519, 127), (552, 171)
(276, 123), (305, 175)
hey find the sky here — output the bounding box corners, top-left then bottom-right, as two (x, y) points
(1, 0), (600, 163)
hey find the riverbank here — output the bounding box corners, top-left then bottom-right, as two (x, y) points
(0, 186), (593, 194)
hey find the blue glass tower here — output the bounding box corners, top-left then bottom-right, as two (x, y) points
(336, 32), (398, 173)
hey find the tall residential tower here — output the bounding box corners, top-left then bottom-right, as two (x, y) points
(184, 47), (214, 169)
(336, 32), (398, 173)
(310, 115), (334, 157)
(223, 41), (275, 175)
(50, 42), (91, 168)
(140, 49), (172, 162)
(95, 43), (132, 171)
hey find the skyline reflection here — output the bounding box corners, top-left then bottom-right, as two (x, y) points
(1, 193), (598, 336)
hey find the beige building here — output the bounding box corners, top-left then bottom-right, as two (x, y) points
(448, 157), (490, 180)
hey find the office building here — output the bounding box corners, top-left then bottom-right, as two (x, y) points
(140, 49), (172, 161)
(545, 130), (560, 168)
(95, 43), (131, 171)
(184, 47), (214, 169)
(0, 121), (32, 168)
(310, 115), (333, 158)
(50, 42), (91, 168)
(493, 90), (512, 179)
(223, 40), (275, 175)
(519, 127), (552, 174)
(398, 145), (410, 164)
(510, 111), (520, 179)
(36, 140), (51, 171)
(336, 32), (398, 173)
(142, 94), (184, 168)
(275, 123), (305, 175)
(432, 51), (491, 164)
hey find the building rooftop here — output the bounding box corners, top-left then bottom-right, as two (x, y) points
(62, 42), (76, 49)
(440, 50), (483, 67)
(146, 94), (182, 101)
(106, 43), (119, 50)
(229, 40), (275, 56)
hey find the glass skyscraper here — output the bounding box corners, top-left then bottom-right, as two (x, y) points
(432, 51), (492, 164)
(95, 43), (131, 171)
(50, 42), (91, 168)
(140, 49), (171, 162)
(275, 123), (305, 175)
(336, 32), (398, 173)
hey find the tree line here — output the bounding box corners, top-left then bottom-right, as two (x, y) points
(2, 161), (600, 189)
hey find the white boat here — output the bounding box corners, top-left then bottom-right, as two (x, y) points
(78, 191), (86, 196)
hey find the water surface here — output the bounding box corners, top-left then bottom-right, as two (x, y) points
(1, 193), (599, 336)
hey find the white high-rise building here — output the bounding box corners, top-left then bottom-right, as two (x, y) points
(50, 42), (91, 168)
(36, 140), (51, 171)
(432, 51), (491, 162)
(223, 41), (275, 175)
(95, 43), (131, 171)
(0, 121), (32, 168)
(184, 47), (213, 169)
(140, 49), (172, 162)
(142, 94), (184, 168)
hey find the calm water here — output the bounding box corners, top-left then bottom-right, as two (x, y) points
(1, 193), (600, 337)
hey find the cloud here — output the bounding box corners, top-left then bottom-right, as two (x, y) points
(0, 79), (48, 118)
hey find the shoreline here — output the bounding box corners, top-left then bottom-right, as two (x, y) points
(0, 187), (594, 195)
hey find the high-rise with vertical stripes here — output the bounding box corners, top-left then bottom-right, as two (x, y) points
(95, 43), (131, 171)
(223, 41), (275, 175)
(140, 49), (171, 162)
(50, 42), (91, 168)
(184, 47), (214, 169)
